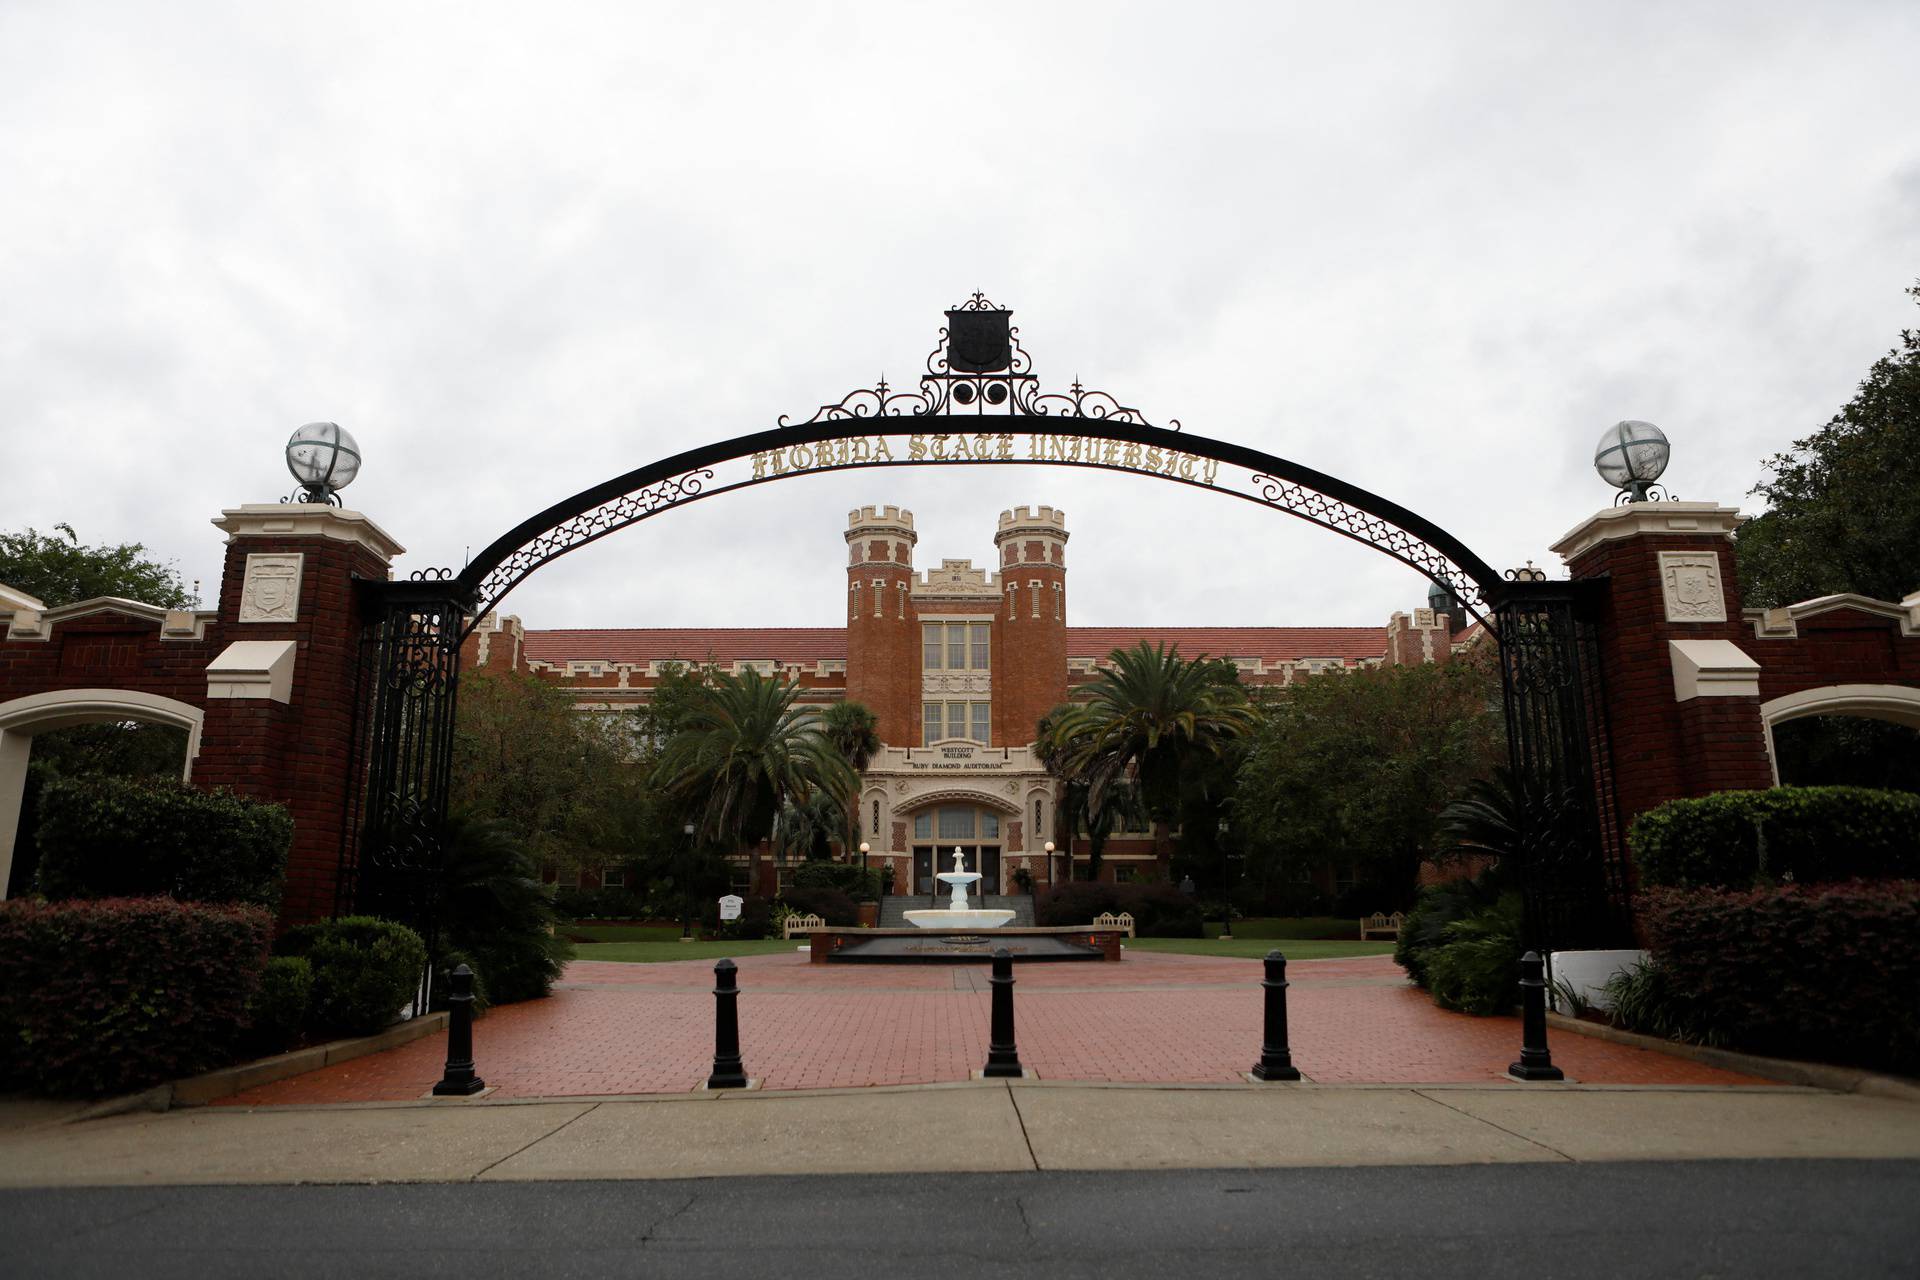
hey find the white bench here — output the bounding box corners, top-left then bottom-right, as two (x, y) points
(1093, 911), (1136, 938)
(1359, 911), (1405, 940)
(782, 913), (827, 940)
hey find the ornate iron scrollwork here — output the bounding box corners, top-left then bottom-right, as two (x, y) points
(779, 293), (1174, 430)
(1251, 473), (1487, 616)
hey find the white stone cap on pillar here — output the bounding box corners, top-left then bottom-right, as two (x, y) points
(213, 504), (405, 562)
(1550, 502), (1743, 564)
(207, 640), (298, 704)
(1669, 638), (1760, 702)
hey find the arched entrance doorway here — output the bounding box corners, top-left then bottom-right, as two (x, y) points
(350, 297), (1618, 952)
(1761, 684), (1920, 789)
(904, 799), (1015, 895)
(0, 688), (204, 898)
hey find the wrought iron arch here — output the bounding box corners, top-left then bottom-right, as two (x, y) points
(351, 296), (1629, 955)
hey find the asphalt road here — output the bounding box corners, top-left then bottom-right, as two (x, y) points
(2, 1160), (1915, 1279)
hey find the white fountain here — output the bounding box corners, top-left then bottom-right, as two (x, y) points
(903, 848), (1015, 930)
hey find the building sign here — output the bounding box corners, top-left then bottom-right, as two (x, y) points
(751, 432), (1223, 487)
(901, 744), (1016, 772)
(717, 894), (743, 921)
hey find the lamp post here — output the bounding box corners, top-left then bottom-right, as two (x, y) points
(1217, 818), (1234, 941)
(284, 422), (362, 505)
(1593, 420), (1671, 503)
(680, 821), (696, 942)
(859, 840), (870, 894)
(1044, 841), (1055, 890)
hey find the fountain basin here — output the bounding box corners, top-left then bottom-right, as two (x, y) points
(902, 908), (1016, 929)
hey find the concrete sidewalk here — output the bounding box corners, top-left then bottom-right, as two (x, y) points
(3, 1080), (1918, 1186)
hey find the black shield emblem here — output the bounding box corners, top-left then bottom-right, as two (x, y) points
(945, 309), (1011, 373)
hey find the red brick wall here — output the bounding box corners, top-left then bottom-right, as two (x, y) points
(993, 564), (1066, 748)
(845, 560), (918, 747)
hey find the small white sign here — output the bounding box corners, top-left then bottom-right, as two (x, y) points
(718, 894), (744, 921)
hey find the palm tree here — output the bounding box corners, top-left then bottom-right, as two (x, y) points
(1045, 642), (1256, 861)
(819, 701), (882, 862)
(653, 669), (856, 895)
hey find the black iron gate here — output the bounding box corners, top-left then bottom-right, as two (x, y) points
(1491, 576), (1633, 952)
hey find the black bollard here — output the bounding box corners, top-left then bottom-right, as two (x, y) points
(432, 963), (486, 1096)
(1508, 950), (1565, 1081)
(982, 947), (1024, 1078)
(706, 958), (748, 1089)
(1250, 950), (1302, 1081)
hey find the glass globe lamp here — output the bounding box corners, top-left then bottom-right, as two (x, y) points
(1593, 420), (1669, 502)
(285, 422), (362, 504)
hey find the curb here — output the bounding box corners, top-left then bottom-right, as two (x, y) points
(1546, 1012), (1920, 1104)
(67, 1012), (450, 1123)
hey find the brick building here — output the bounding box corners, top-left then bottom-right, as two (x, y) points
(465, 503), (1473, 897)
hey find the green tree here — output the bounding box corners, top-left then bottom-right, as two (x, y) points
(819, 701), (882, 859)
(0, 524), (194, 609)
(1043, 643), (1256, 865)
(1234, 657), (1504, 908)
(1735, 279), (1920, 609)
(653, 669), (856, 894)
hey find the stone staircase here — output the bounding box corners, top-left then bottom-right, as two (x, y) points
(878, 894), (1035, 928)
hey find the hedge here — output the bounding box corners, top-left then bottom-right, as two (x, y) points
(1035, 882), (1203, 937)
(1638, 881), (1920, 1074)
(792, 861), (882, 901)
(276, 916), (427, 1037)
(0, 897), (272, 1096)
(244, 956), (314, 1055)
(780, 885), (861, 925)
(34, 775), (292, 911)
(1630, 786), (1920, 890)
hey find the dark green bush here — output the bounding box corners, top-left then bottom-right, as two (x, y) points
(1395, 874), (1504, 989)
(33, 775), (292, 911)
(0, 897), (272, 1096)
(792, 861), (881, 900)
(244, 956), (314, 1055)
(1636, 881), (1920, 1073)
(276, 916), (427, 1038)
(551, 885), (653, 920)
(440, 817), (572, 1005)
(1630, 786), (1920, 889)
(1601, 957), (1725, 1047)
(780, 885), (861, 925)
(1034, 882), (1204, 937)
(1424, 893), (1524, 1017)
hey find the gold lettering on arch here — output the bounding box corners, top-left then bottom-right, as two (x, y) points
(746, 432), (1219, 488)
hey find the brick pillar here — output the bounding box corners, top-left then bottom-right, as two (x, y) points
(844, 506), (918, 748)
(1551, 502), (1775, 831)
(199, 504), (404, 925)
(992, 505), (1068, 748)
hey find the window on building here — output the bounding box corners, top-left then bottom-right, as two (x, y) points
(871, 799), (880, 837)
(937, 806), (976, 840)
(728, 866), (752, 896)
(947, 626), (967, 669)
(946, 701), (967, 740)
(602, 865), (626, 888)
(970, 623), (990, 668)
(1114, 865), (1137, 884)
(913, 811), (933, 839)
(981, 810), (999, 838)
(922, 624), (943, 669)
(970, 701), (990, 743)
(554, 865), (580, 889)
(922, 702), (941, 745)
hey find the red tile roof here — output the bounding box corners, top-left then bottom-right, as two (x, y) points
(1066, 627), (1387, 663)
(521, 625), (1388, 666)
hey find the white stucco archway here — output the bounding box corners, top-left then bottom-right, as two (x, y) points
(0, 689), (205, 900)
(1760, 683), (1920, 785)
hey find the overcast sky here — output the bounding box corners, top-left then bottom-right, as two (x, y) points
(3, 2), (1916, 630)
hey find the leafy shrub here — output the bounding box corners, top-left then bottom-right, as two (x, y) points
(780, 885), (861, 925)
(1423, 893), (1524, 1016)
(1034, 882), (1203, 937)
(430, 949), (490, 1014)
(1637, 881), (1920, 1073)
(1600, 957), (1724, 1047)
(792, 861), (881, 900)
(1630, 786), (1920, 889)
(704, 895), (776, 940)
(0, 897), (271, 1096)
(244, 956), (314, 1055)
(1396, 873), (1505, 988)
(440, 817), (572, 1005)
(552, 886), (652, 920)
(276, 916), (427, 1038)
(34, 775), (292, 911)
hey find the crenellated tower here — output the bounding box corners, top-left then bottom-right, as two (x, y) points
(992, 504), (1069, 747)
(844, 505), (919, 746)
